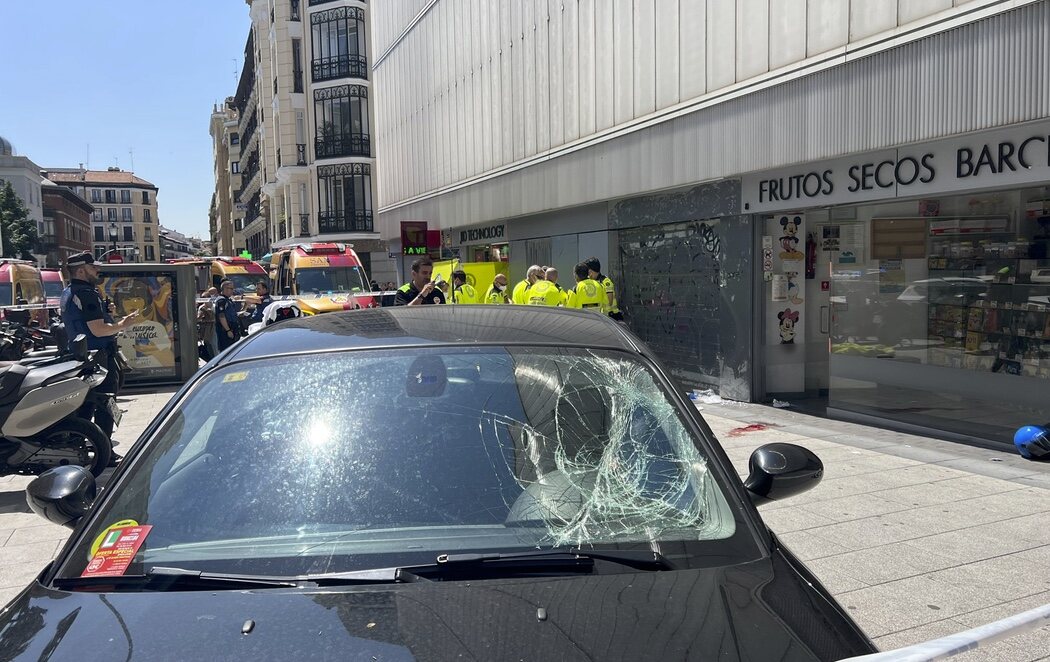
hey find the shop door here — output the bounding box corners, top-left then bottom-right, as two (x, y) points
(804, 223), (835, 397)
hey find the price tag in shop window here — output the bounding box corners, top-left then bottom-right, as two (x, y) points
(990, 301), (998, 309)
(1004, 302), (1013, 310)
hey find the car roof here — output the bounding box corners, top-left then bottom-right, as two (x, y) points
(225, 305), (639, 361)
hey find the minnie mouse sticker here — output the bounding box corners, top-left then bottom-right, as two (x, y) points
(778, 215), (805, 260)
(777, 308), (799, 344)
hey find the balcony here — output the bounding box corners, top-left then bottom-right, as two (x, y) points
(309, 0), (360, 5)
(293, 66), (304, 93)
(315, 133), (370, 159)
(296, 143), (307, 165)
(318, 210), (373, 234)
(291, 0), (300, 20)
(312, 54), (367, 83)
(299, 213), (311, 236)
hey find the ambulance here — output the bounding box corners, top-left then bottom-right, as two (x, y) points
(168, 256), (268, 294)
(269, 243), (377, 314)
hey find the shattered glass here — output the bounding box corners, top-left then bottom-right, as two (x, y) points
(58, 347), (737, 578)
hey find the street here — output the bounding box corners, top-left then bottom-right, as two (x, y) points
(0, 389), (1047, 660)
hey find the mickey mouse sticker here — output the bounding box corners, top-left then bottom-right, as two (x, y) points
(777, 308), (799, 344)
(778, 215), (805, 260)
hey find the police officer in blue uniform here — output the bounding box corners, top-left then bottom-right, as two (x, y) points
(60, 252), (139, 461)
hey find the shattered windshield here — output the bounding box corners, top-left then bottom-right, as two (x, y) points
(57, 347), (753, 579)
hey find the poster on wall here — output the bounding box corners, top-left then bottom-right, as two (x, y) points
(879, 260), (906, 294)
(100, 274), (177, 380)
(837, 224), (864, 264)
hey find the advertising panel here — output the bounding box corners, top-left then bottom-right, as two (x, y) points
(100, 274), (177, 381)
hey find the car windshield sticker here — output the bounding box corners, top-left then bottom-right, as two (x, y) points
(89, 519), (139, 558)
(81, 525), (152, 578)
(223, 371), (249, 383)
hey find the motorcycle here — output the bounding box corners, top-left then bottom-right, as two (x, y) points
(0, 335), (114, 477)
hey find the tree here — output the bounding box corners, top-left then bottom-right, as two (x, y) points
(0, 180), (38, 260)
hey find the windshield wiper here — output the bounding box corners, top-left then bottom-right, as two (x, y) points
(54, 566), (299, 592)
(433, 547), (675, 571)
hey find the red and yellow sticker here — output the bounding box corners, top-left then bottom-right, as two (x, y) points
(82, 521), (152, 578)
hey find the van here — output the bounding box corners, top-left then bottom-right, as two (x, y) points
(269, 243), (376, 314)
(0, 260), (48, 327)
(168, 257), (268, 294)
(41, 268), (66, 309)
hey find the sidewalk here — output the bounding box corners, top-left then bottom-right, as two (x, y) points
(0, 389), (1047, 659)
(700, 399), (1050, 661)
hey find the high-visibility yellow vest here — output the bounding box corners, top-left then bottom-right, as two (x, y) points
(600, 276), (619, 314)
(568, 279), (606, 312)
(484, 284), (508, 304)
(452, 283), (477, 304)
(511, 279), (531, 305)
(525, 280), (562, 306)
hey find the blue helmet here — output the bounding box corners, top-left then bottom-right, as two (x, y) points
(1013, 425), (1050, 460)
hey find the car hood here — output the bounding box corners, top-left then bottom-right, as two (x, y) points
(0, 556), (873, 661)
(293, 294), (374, 314)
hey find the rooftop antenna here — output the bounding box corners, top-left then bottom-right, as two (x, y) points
(86, 144), (90, 171)
(114, 156), (120, 169)
(232, 58), (239, 86)
(129, 148), (135, 172)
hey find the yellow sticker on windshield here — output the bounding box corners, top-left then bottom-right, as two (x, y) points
(223, 372), (249, 383)
(89, 519), (139, 558)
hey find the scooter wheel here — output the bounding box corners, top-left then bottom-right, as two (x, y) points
(37, 418), (113, 477)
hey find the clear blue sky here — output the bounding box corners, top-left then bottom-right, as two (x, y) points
(0, 1), (251, 239)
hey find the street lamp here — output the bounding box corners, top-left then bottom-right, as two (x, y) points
(108, 222), (117, 257)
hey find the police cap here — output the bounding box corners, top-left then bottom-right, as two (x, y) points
(64, 251), (95, 268)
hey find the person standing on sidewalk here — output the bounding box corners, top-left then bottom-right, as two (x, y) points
(512, 265), (544, 305)
(214, 280), (243, 352)
(484, 273), (510, 304)
(196, 286), (218, 361)
(394, 257), (447, 306)
(585, 257), (623, 321)
(60, 252), (139, 465)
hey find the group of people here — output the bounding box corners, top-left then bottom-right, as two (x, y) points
(196, 279), (274, 359)
(394, 256), (622, 320)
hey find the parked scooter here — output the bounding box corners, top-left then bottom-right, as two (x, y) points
(0, 335), (113, 477)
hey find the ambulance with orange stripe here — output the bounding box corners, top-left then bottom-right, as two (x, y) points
(268, 243), (377, 314)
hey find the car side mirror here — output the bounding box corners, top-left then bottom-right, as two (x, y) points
(26, 466), (97, 528)
(744, 443), (823, 506)
(71, 334), (89, 362)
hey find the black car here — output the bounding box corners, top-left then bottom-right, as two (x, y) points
(3, 306), (876, 660)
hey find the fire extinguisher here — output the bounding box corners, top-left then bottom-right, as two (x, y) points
(805, 232), (817, 280)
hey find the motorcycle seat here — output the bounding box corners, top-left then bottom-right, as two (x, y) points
(0, 363), (29, 402)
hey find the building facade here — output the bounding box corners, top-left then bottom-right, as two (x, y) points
(41, 182), (94, 265)
(45, 167), (162, 262)
(373, 0), (1050, 447)
(160, 226), (194, 261)
(0, 136), (46, 262)
(210, 99), (245, 256)
(217, 0), (394, 283)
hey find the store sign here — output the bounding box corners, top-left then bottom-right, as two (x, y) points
(458, 223), (506, 246)
(742, 121), (1050, 213)
(400, 220), (428, 255)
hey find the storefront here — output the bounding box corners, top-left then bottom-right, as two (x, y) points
(742, 119), (1050, 446)
(448, 222), (510, 263)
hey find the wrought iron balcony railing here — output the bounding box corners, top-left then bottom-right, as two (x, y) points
(315, 133), (370, 159)
(318, 210), (373, 234)
(299, 214), (311, 236)
(296, 143), (307, 165)
(291, 0), (300, 21)
(312, 54), (368, 83)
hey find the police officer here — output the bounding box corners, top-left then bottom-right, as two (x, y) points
(566, 262), (607, 312)
(214, 279), (243, 351)
(247, 280), (274, 325)
(585, 257), (622, 320)
(451, 269), (477, 304)
(60, 252), (139, 460)
(394, 257), (447, 305)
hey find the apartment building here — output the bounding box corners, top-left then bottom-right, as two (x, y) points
(210, 98), (245, 256)
(41, 181), (94, 266)
(0, 136), (46, 263)
(219, 0), (391, 281)
(372, 0), (1050, 447)
(45, 167), (161, 262)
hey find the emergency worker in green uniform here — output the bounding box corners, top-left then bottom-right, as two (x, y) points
(585, 257), (622, 320)
(451, 269), (477, 304)
(566, 263), (606, 312)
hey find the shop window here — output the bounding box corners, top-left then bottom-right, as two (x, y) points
(871, 218), (927, 259)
